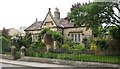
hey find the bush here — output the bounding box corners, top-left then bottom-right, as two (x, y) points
(96, 39), (108, 50)
(62, 43), (70, 50)
(16, 51), (20, 59)
(0, 36), (11, 54)
(82, 38), (91, 49)
(70, 43), (85, 51)
(25, 48), (36, 57)
(31, 42), (45, 52)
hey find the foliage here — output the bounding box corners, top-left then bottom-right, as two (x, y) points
(62, 43), (70, 50)
(108, 39), (120, 55)
(82, 38), (91, 48)
(39, 28), (63, 43)
(0, 36), (11, 54)
(109, 26), (120, 40)
(70, 43), (85, 51)
(90, 43), (97, 52)
(31, 42), (45, 52)
(25, 33), (32, 45)
(25, 48), (36, 57)
(18, 33), (32, 48)
(64, 37), (71, 44)
(96, 39), (109, 50)
(68, 2), (120, 47)
(25, 51), (120, 64)
(2, 27), (9, 38)
(18, 36), (26, 48)
(68, 2), (120, 29)
(56, 41), (62, 49)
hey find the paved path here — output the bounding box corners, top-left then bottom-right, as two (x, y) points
(0, 58), (72, 67)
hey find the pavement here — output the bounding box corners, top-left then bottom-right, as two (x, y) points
(0, 58), (120, 69)
(0, 58), (73, 67)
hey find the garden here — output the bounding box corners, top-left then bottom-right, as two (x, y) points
(1, 2), (120, 64)
(24, 27), (120, 64)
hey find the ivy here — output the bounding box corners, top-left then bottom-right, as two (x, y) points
(39, 28), (63, 43)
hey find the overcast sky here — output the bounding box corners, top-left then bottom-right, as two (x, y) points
(0, 0), (94, 30)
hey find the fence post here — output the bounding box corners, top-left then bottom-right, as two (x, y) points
(11, 45), (16, 60)
(20, 46), (25, 58)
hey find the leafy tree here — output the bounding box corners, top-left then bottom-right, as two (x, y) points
(68, 2), (120, 41)
(1, 27), (11, 53)
(2, 27), (10, 38)
(109, 26), (120, 40)
(18, 33), (32, 48)
(68, 2), (120, 29)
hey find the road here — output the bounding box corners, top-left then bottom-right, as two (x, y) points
(0, 58), (119, 69)
(0, 63), (74, 69)
(1, 63), (23, 67)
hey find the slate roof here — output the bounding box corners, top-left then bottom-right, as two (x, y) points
(56, 18), (74, 28)
(25, 21), (43, 31)
(25, 19), (74, 31)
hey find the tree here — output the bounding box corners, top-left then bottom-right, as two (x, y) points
(2, 27), (9, 38)
(25, 33), (32, 48)
(68, 2), (120, 29)
(68, 2), (120, 40)
(109, 26), (120, 40)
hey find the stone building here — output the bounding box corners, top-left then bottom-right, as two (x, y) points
(3, 28), (21, 37)
(24, 8), (92, 49)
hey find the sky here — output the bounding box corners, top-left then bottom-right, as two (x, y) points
(0, 0), (94, 30)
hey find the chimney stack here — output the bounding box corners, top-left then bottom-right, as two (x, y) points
(54, 7), (60, 21)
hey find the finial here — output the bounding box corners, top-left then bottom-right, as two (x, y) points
(35, 18), (38, 22)
(49, 8), (51, 11)
(55, 7), (59, 12)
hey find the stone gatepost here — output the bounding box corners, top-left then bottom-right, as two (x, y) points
(20, 46), (25, 58)
(11, 46), (16, 60)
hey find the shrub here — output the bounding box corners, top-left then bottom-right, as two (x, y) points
(25, 48), (35, 57)
(0, 36), (11, 54)
(71, 43), (85, 51)
(64, 37), (71, 44)
(31, 42), (45, 52)
(82, 38), (91, 49)
(62, 43), (70, 50)
(96, 39), (108, 50)
(16, 51), (20, 59)
(90, 44), (97, 51)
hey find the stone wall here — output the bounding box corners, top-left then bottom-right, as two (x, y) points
(0, 54), (12, 60)
(64, 27), (92, 38)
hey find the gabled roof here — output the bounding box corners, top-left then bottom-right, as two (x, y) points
(40, 8), (57, 28)
(56, 18), (74, 28)
(25, 18), (74, 31)
(25, 8), (75, 31)
(25, 21), (43, 31)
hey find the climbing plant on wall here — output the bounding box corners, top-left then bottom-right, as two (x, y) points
(39, 28), (63, 43)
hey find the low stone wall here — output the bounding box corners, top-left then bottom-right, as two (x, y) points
(19, 56), (119, 67)
(0, 54), (12, 60)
